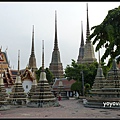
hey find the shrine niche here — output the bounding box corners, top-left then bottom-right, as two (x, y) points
(21, 67), (35, 93)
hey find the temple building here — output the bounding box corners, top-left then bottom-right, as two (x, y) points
(28, 25), (37, 72)
(0, 33), (38, 94)
(81, 3), (97, 64)
(3, 68), (14, 93)
(77, 21), (85, 64)
(52, 78), (77, 98)
(21, 66), (36, 93)
(0, 48), (9, 74)
(49, 10), (64, 79)
(0, 48), (14, 94)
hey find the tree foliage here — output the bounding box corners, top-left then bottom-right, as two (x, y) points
(35, 67), (53, 84)
(71, 81), (82, 96)
(89, 6), (120, 68)
(65, 59), (98, 87)
(65, 59), (109, 88)
(84, 83), (91, 95)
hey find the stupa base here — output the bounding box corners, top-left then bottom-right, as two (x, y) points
(27, 100), (60, 108)
(83, 99), (120, 109)
(0, 105), (11, 111)
(7, 99), (26, 105)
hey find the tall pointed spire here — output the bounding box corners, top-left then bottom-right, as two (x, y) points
(39, 40), (47, 81)
(49, 10), (64, 79)
(96, 50), (104, 77)
(31, 25), (35, 57)
(110, 59), (119, 71)
(81, 3), (97, 64)
(86, 3), (90, 41)
(17, 50), (20, 75)
(28, 25), (37, 72)
(54, 10), (58, 51)
(81, 21), (84, 47)
(77, 21), (84, 64)
(98, 50), (101, 67)
(42, 40), (44, 71)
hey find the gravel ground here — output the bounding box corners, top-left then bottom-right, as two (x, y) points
(0, 99), (120, 119)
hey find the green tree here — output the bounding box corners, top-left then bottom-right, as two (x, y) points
(89, 5), (120, 68)
(65, 59), (81, 81)
(65, 59), (98, 87)
(35, 67), (53, 84)
(84, 83), (91, 95)
(71, 81), (82, 96)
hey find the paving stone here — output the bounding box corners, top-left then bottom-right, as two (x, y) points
(0, 99), (119, 118)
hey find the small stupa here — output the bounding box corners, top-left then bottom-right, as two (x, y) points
(57, 79), (69, 100)
(101, 59), (120, 103)
(0, 75), (8, 97)
(84, 51), (106, 107)
(89, 51), (106, 95)
(0, 72), (8, 98)
(27, 40), (59, 107)
(84, 55), (120, 109)
(0, 73), (10, 110)
(7, 50), (26, 105)
(26, 71), (37, 98)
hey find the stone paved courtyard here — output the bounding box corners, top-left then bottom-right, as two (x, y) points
(0, 99), (120, 119)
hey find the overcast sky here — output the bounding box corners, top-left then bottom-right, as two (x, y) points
(0, 2), (120, 70)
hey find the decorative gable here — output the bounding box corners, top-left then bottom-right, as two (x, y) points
(21, 67), (35, 81)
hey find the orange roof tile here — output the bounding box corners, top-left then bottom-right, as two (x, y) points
(52, 78), (76, 91)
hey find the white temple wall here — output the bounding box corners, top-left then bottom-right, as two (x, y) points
(22, 80), (32, 93)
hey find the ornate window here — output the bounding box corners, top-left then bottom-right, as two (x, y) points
(26, 85), (28, 89)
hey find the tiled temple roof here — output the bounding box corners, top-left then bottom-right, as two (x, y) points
(52, 78), (76, 91)
(3, 68), (14, 88)
(21, 68), (35, 81)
